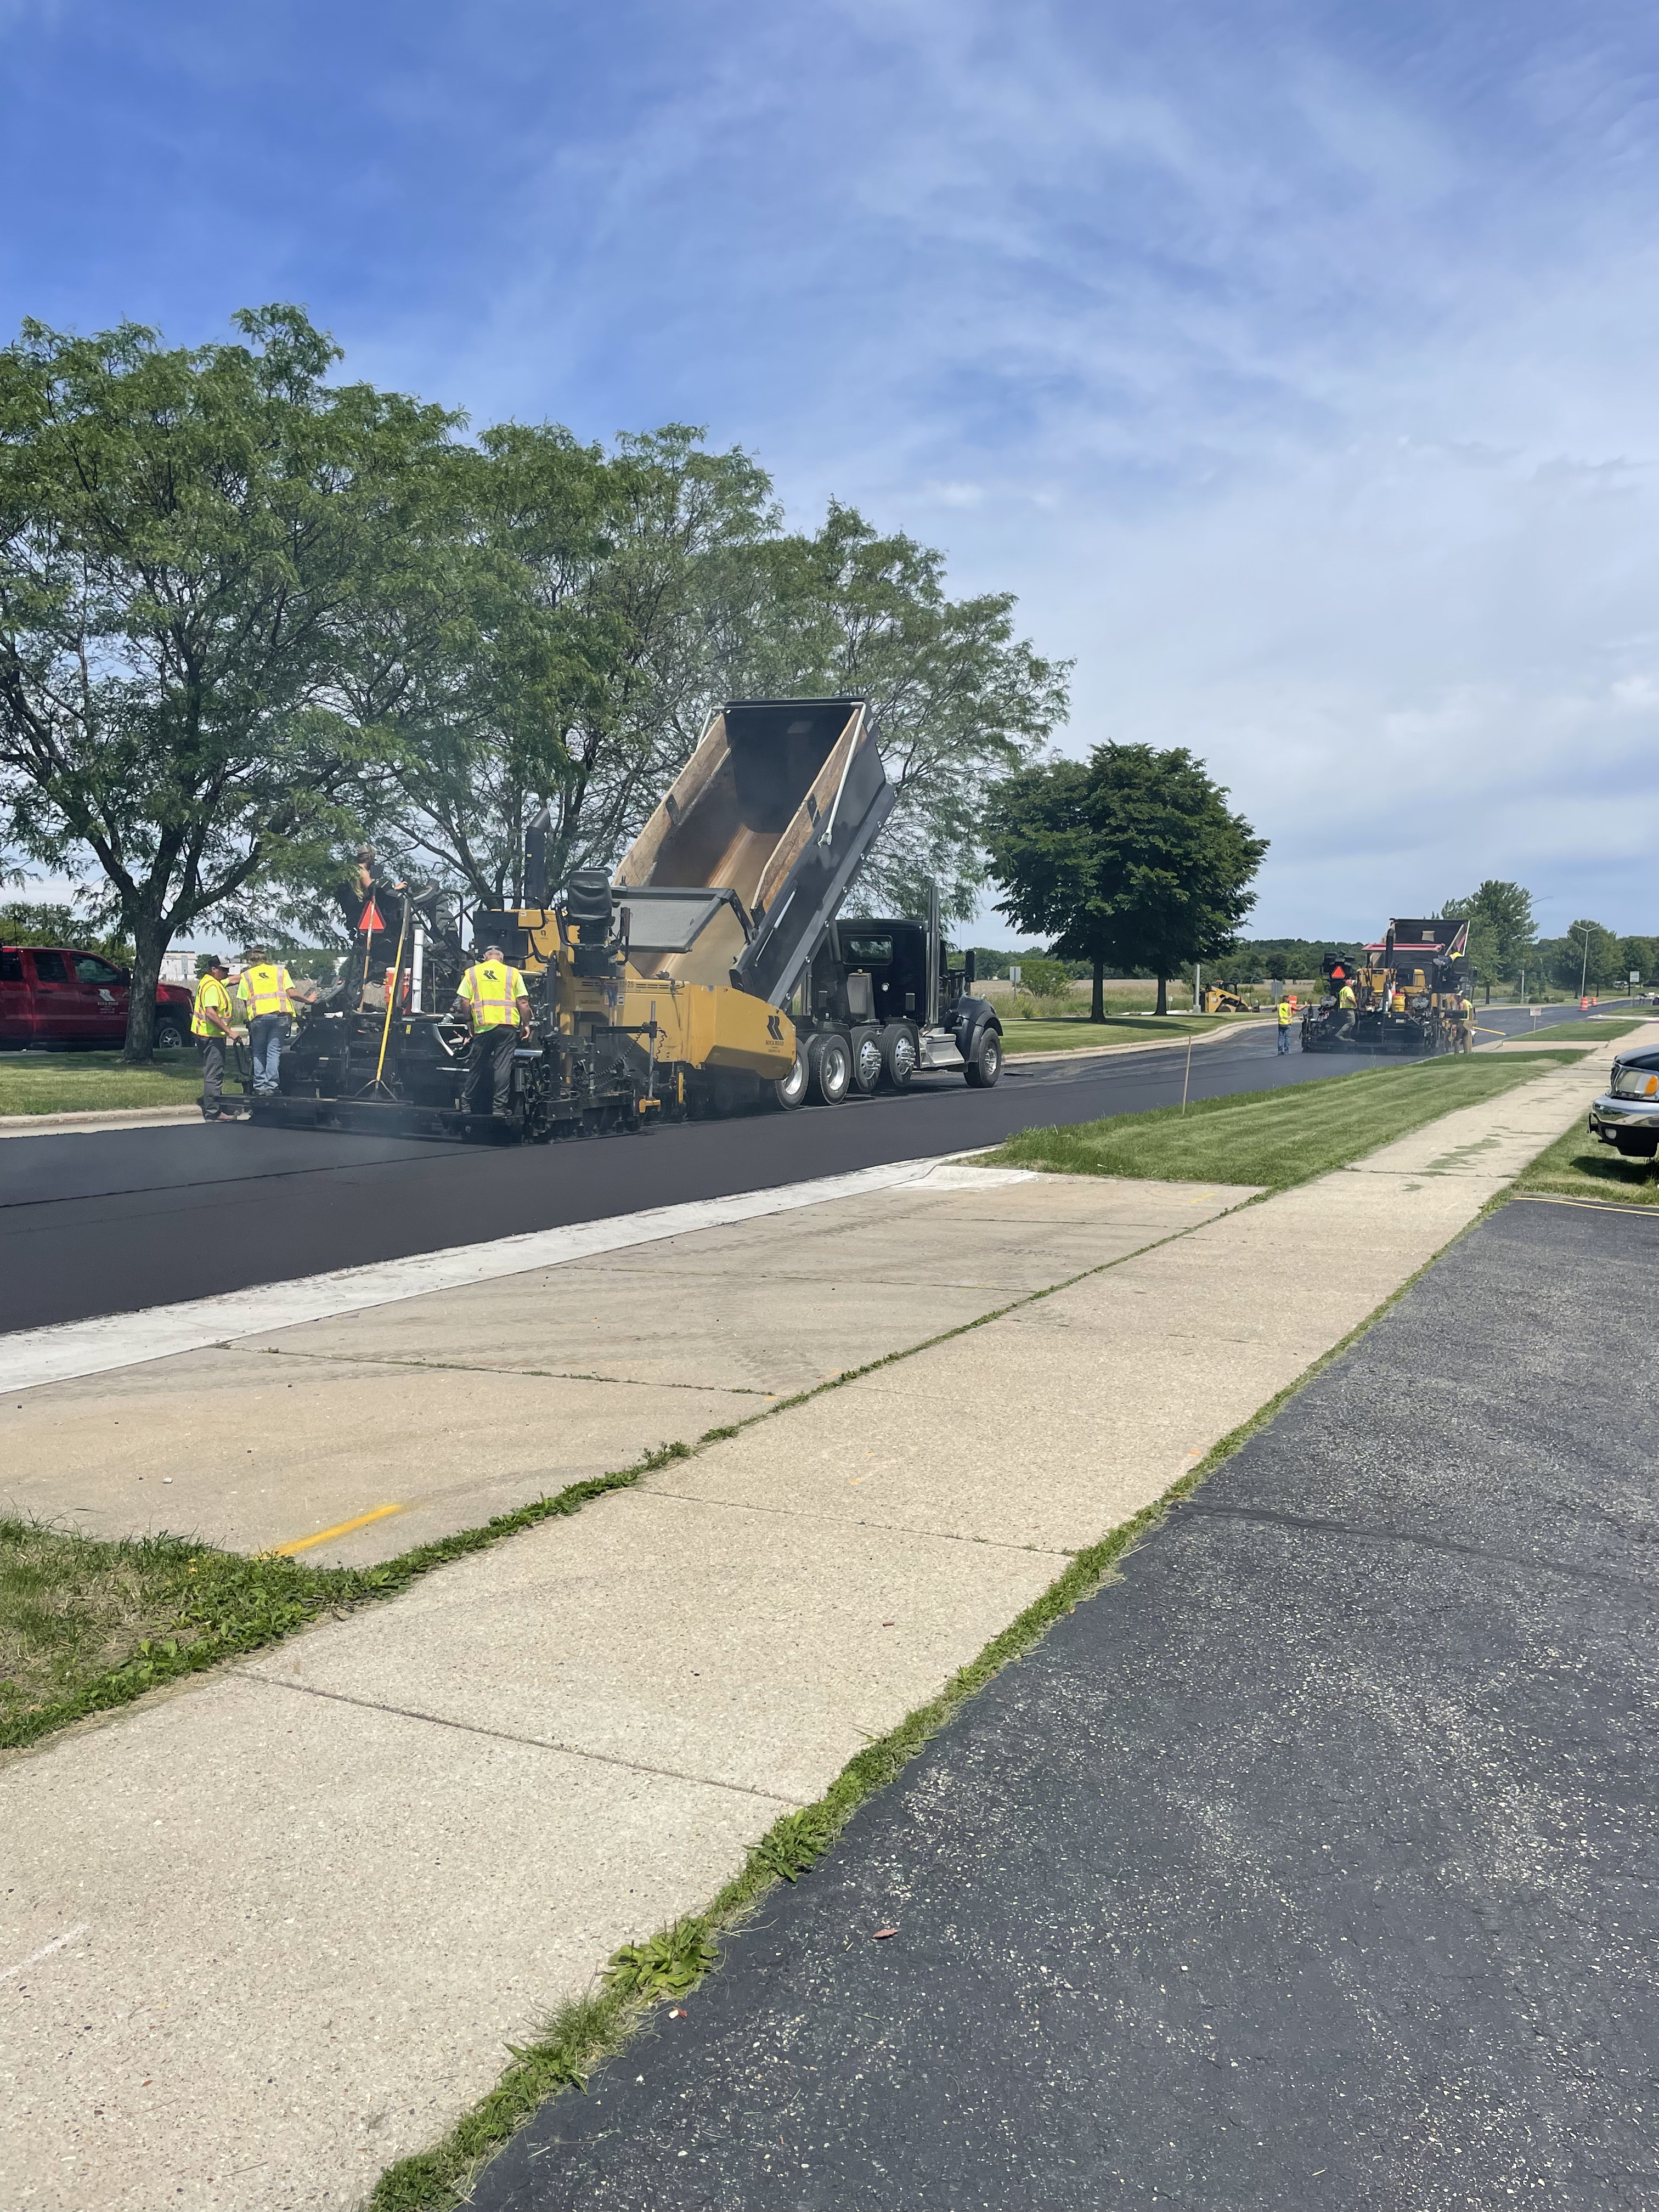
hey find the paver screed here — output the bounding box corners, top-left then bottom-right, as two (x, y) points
(0, 1044), (1635, 2211)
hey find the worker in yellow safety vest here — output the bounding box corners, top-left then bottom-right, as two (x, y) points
(1335, 978), (1357, 1041)
(451, 944), (532, 1118)
(190, 956), (236, 1122)
(1453, 989), (1474, 1053)
(1276, 996), (1293, 1055)
(236, 947), (313, 1098)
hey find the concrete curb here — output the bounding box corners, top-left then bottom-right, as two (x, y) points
(0, 1103), (208, 1137)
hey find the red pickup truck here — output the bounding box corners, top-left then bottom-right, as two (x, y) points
(0, 945), (196, 1050)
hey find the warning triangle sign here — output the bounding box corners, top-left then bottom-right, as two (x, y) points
(359, 900), (385, 934)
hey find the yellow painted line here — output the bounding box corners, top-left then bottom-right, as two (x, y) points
(271, 1503), (406, 1556)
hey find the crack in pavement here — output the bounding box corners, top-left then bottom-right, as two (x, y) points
(1180, 1501), (1657, 1589)
(233, 1671), (804, 1804)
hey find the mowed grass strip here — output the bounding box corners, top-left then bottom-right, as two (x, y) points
(1504, 1017), (1649, 1044)
(1515, 1118), (1659, 1206)
(983, 1051), (1583, 1190)
(0, 1048), (207, 1116)
(997, 1012), (1246, 1055)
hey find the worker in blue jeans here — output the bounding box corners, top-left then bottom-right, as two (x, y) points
(236, 947), (312, 1097)
(1277, 995), (1293, 1053)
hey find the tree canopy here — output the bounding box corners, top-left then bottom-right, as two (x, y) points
(1441, 880), (1536, 985)
(982, 742), (1267, 1018)
(0, 306), (455, 1055)
(3, 306), (1067, 1047)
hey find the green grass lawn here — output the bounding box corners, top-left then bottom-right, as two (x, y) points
(1504, 1017), (1651, 1044)
(0, 1047), (213, 1116)
(1514, 1119), (1659, 1206)
(983, 1050), (1584, 1191)
(997, 1011), (1254, 1054)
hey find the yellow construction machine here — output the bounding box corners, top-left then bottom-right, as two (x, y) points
(256, 696), (1005, 1139)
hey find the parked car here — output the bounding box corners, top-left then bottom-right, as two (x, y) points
(0, 945), (195, 1051)
(1587, 1044), (1659, 1161)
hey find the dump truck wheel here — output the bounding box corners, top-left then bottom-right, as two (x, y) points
(772, 1043), (809, 1110)
(964, 1028), (1003, 1088)
(809, 1032), (851, 1105)
(881, 1024), (917, 1091)
(851, 1031), (883, 1095)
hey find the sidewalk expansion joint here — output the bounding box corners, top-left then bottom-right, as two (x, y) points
(1181, 1502), (1652, 1589)
(639, 1483), (1075, 1556)
(232, 1669), (804, 1805)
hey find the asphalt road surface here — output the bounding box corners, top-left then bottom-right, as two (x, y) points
(0, 1000), (1603, 1334)
(470, 1194), (1659, 2212)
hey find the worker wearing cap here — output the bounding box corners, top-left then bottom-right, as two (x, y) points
(1454, 989), (1474, 1053)
(237, 946), (304, 1098)
(452, 945), (532, 1118)
(191, 956), (236, 1122)
(1335, 977), (1357, 1041)
(1276, 994), (1293, 1054)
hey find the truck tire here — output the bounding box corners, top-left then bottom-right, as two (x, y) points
(880, 1024), (917, 1091)
(963, 1027), (1003, 1088)
(809, 1031), (851, 1105)
(772, 1042), (809, 1110)
(154, 1013), (187, 1051)
(850, 1029), (883, 1096)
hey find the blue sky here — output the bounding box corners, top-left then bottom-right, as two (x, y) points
(4, 0), (1656, 944)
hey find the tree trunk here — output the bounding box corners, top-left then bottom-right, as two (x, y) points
(1090, 958), (1105, 1021)
(122, 918), (167, 1064)
(1155, 973), (1168, 1017)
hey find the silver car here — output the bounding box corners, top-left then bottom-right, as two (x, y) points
(1588, 1045), (1659, 1160)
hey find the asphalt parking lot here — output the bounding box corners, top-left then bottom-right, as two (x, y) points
(472, 1193), (1659, 2212)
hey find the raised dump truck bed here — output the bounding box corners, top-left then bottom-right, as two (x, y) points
(614, 695), (893, 1003)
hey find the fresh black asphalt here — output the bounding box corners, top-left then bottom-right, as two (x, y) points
(0, 1001), (1595, 1332)
(470, 1196), (1659, 2212)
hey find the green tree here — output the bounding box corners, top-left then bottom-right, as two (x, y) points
(1441, 880), (1536, 987)
(983, 743), (1267, 1019)
(1551, 918), (1622, 995)
(0, 307), (456, 1058)
(742, 503), (1070, 921)
(0, 898), (133, 966)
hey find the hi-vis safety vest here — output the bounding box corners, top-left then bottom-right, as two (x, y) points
(191, 974), (234, 1039)
(239, 963), (294, 1018)
(458, 961), (526, 1032)
(1277, 1001), (1291, 1025)
(1339, 984), (1356, 1008)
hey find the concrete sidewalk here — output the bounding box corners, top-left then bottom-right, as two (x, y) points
(1, 1034), (1647, 2212)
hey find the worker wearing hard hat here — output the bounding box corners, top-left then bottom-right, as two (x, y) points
(191, 956), (236, 1122)
(452, 944), (532, 1118)
(1276, 994), (1293, 1054)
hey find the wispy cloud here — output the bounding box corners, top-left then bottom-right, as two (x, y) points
(2, 0), (1655, 935)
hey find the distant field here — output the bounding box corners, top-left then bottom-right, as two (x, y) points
(982, 1051), (1584, 1191)
(0, 1048), (209, 1116)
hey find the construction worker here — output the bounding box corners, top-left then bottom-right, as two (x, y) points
(1454, 989), (1475, 1053)
(191, 956), (236, 1122)
(237, 946), (313, 1098)
(452, 944), (532, 1118)
(1276, 994), (1293, 1054)
(1335, 975), (1357, 1042)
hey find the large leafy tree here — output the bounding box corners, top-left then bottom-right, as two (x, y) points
(0, 307), (457, 1057)
(1441, 879), (1536, 986)
(984, 743), (1267, 1018)
(363, 423), (781, 909)
(1549, 918), (1623, 996)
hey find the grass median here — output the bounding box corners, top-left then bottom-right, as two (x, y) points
(1500, 1018), (1649, 1045)
(1515, 1119), (1659, 1206)
(0, 1047), (208, 1116)
(983, 1050), (1583, 1190)
(997, 1011), (1250, 1054)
